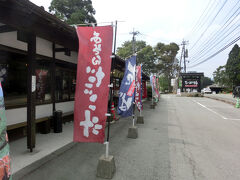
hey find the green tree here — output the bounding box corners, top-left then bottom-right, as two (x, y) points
(137, 45), (156, 75)
(213, 65), (230, 87)
(154, 42), (180, 90)
(116, 40), (180, 91)
(159, 75), (169, 92)
(202, 77), (213, 88)
(117, 40), (146, 59)
(225, 44), (240, 87)
(117, 40), (157, 75)
(49, 0), (96, 24)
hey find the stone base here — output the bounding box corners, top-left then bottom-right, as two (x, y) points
(96, 155), (116, 179)
(136, 116), (144, 124)
(127, 126), (138, 139)
(150, 104), (155, 109)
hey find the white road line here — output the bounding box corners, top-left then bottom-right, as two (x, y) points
(225, 118), (240, 121)
(192, 100), (240, 121)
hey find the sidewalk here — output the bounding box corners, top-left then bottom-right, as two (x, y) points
(11, 122), (75, 179)
(10, 102), (137, 179)
(19, 99), (170, 180)
(204, 93), (236, 105)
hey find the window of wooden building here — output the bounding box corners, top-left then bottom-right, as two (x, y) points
(55, 63), (76, 102)
(0, 49), (77, 109)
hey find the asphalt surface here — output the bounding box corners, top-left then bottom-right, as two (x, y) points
(20, 95), (240, 180)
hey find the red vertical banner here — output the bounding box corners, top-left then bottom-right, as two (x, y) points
(74, 26), (113, 143)
(156, 77), (160, 97)
(135, 66), (142, 111)
(142, 81), (147, 99)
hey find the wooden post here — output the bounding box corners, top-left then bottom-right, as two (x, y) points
(27, 33), (36, 152)
(52, 43), (56, 113)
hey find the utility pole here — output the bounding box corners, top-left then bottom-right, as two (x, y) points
(180, 40), (189, 73)
(178, 40), (188, 93)
(130, 29), (140, 54)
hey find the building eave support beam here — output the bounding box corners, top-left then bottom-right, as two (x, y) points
(27, 33), (36, 152)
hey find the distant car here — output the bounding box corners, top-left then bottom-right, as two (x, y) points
(201, 88), (212, 94)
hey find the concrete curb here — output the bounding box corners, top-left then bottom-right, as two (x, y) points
(13, 142), (77, 180)
(204, 96), (235, 106)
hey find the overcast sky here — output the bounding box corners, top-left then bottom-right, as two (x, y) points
(30, 0), (240, 78)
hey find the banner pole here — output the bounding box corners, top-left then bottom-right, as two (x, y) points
(132, 110), (135, 127)
(132, 63), (136, 127)
(106, 21), (118, 142)
(140, 105), (142, 116)
(131, 29), (137, 127)
(104, 141), (109, 158)
(113, 21), (118, 56)
(152, 80), (154, 105)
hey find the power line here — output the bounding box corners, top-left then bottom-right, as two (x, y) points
(189, 27), (240, 66)
(188, 35), (240, 68)
(189, 14), (240, 65)
(189, 0), (228, 52)
(189, 24), (240, 65)
(189, 2), (240, 60)
(185, 0), (215, 39)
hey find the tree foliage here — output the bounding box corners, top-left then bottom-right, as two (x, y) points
(154, 42), (180, 89)
(202, 77), (213, 88)
(116, 41), (146, 59)
(225, 44), (240, 87)
(116, 40), (180, 91)
(213, 65), (230, 87)
(158, 75), (169, 92)
(117, 41), (156, 75)
(49, 0), (96, 24)
(137, 45), (156, 75)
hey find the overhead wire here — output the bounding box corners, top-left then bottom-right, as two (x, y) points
(188, 35), (240, 68)
(189, 25), (240, 66)
(185, 0), (215, 39)
(189, 7), (240, 65)
(189, 1), (240, 61)
(188, 0), (228, 52)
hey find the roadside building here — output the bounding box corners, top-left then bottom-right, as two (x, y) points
(180, 72), (204, 93)
(0, 0), (149, 150)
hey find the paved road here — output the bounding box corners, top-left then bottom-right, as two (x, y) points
(21, 95), (240, 180)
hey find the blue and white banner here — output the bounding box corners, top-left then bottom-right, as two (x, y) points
(117, 56), (136, 117)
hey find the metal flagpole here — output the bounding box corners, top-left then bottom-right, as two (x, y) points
(105, 21), (117, 158)
(132, 62), (136, 127)
(152, 75), (154, 106)
(130, 29), (139, 127)
(139, 64), (142, 117)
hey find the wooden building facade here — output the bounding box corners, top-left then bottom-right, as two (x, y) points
(0, 0), (149, 151)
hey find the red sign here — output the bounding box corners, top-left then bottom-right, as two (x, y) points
(185, 85), (198, 87)
(135, 66), (142, 111)
(74, 26), (113, 143)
